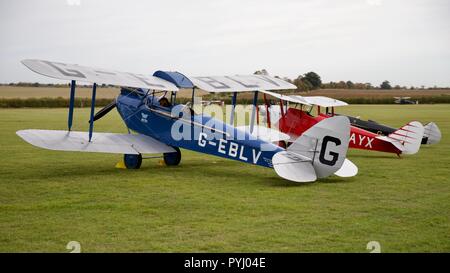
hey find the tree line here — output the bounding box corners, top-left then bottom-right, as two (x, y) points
(2, 72), (448, 91)
(254, 70), (448, 91)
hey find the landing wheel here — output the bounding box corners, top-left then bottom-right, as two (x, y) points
(164, 147), (181, 166)
(124, 154), (142, 169)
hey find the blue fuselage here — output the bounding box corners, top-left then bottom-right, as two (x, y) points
(115, 90), (283, 168)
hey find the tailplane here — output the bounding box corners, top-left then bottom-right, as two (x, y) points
(272, 116), (352, 182)
(423, 122), (441, 145)
(384, 121), (424, 155)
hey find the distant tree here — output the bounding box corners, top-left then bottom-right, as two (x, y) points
(254, 69), (269, 75)
(293, 76), (305, 91)
(394, 85), (401, 89)
(303, 72), (321, 89)
(336, 81), (347, 89)
(380, 80), (392, 90)
(283, 77), (292, 83)
(293, 76), (313, 91)
(320, 80), (374, 89)
(303, 78), (314, 90)
(321, 82), (332, 89)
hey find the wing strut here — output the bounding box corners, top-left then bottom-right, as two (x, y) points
(263, 93), (271, 128)
(250, 91), (259, 134)
(279, 98), (285, 119)
(68, 80), (76, 131)
(88, 83), (97, 142)
(229, 92), (237, 125)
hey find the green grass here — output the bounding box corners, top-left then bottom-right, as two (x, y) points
(0, 105), (449, 252)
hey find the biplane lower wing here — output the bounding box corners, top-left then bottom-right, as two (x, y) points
(16, 130), (175, 155)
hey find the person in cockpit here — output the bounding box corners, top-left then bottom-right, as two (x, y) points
(159, 97), (172, 108)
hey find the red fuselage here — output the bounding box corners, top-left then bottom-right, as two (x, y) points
(278, 108), (401, 155)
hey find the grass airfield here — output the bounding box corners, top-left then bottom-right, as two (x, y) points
(0, 105), (449, 252)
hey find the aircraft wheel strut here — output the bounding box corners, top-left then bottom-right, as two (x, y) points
(124, 154), (142, 169)
(164, 147), (181, 166)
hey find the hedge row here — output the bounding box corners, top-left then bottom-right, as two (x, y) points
(342, 96), (450, 104)
(0, 96), (449, 108)
(0, 97), (115, 108)
(213, 95), (450, 105)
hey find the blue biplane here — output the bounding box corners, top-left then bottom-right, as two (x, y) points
(17, 59), (357, 183)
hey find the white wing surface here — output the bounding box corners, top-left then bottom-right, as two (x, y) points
(22, 59), (178, 91)
(299, 96), (348, 107)
(190, 75), (297, 92)
(16, 129), (175, 155)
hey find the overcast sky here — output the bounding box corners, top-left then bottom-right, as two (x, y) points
(0, 0), (449, 87)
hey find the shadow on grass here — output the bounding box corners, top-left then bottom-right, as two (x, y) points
(349, 154), (399, 159)
(318, 176), (356, 184)
(17, 156), (356, 188)
(257, 175), (354, 187)
(259, 177), (315, 187)
(19, 160), (244, 183)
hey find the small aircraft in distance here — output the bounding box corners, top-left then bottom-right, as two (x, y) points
(258, 95), (440, 156)
(394, 97), (418, 104)
(17, 59), (358, 183)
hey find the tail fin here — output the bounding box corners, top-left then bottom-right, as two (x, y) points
(423, 122), (441, 145)
(386, 121), (424, 154)
(272, 116), (351, 182)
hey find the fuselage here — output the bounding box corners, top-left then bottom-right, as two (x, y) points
(115, 89), (283, 168)
(278, 108), (401, 154)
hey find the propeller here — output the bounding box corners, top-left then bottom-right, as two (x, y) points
(90, 100), (117, 122)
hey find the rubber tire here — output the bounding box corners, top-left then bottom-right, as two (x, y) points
(164, 147), (181, 166)
(124, 154), (142, 169)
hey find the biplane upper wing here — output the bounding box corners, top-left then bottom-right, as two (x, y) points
(259, 90), (310, 105)
(299, 96), (348, 107)
(16, 129), (175, 155)
(189, 75), (297, 92)
(21, 59), (178, 91)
